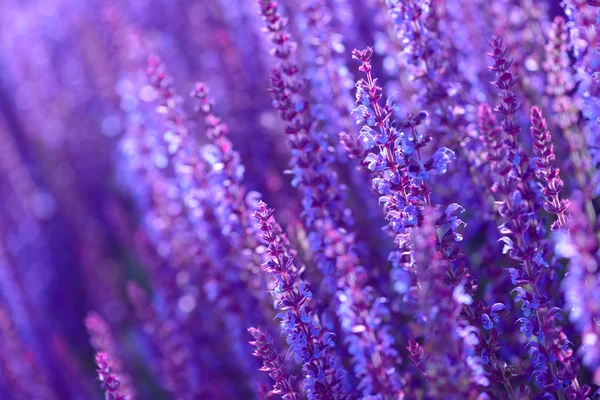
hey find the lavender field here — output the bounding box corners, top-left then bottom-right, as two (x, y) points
(0, 0), (599, 399)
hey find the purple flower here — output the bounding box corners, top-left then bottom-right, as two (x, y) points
(248, 327), (301, 400)
(257, 4), (404, 397)
(408, 210), (489, 397)
(481, 314), (493, 330)
(432, 147), (455, 174)
(484, 37), (582, 396)
(350, 48), (519, 397)
(95, 352), (128, 400)
(252, 201), (349, 400)
(358, 125), (377, 150)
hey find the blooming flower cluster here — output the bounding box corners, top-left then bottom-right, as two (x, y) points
(0, 1), (600, 400)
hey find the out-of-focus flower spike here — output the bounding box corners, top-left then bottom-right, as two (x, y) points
(339, 131), (368, 166)
(255, 0), (342, 295)
(485, 1), (550, 111)
(543, 16), (595, 214)
(557, 195), (600, 382)
(562, 0), (600, 198)
(488, 36), (521, 146)
(562, 0), (600, 61)
(248, 327), (302, 400)
(49, 335), (98, 399)
(85, 312), (136, 400)
(384, 0), (485, 186)
(142, 55), (270, 392)
(351, 46), (451, 299)
(529, 107), (570, 230)
(351, 50), (517, 397)
(299, 0), (357, 139)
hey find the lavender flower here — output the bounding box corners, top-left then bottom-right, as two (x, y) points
(190, 81), (269, 298)
(0, 306), (56, 400)
(488, 36), (521, 146)
(248, 326), (301, 400)
(408, 209), (488, 399)
(256, 0), (344, 292)
(95, 352), (128, 400)
(125, 282), (196, 399)
(351, 46), (454, 296)
(529, 107), (570, 229)
(1, 2), (600, 399)
(256, 3), (403, 398)
(351, 48), (518, 398)
(543, 17), (576, 100)
(253, 201), (349, 400)
(557, 196), (600, 374)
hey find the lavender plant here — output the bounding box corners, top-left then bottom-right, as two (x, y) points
(0, 1), (599, 400)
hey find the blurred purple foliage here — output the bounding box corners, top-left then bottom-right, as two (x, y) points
(0, 0), (599, 399)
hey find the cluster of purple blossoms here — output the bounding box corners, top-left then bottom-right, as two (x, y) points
(1, 0), (600, 400)
(253, 201), (347, 400)
(95, 353), (127, 400)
